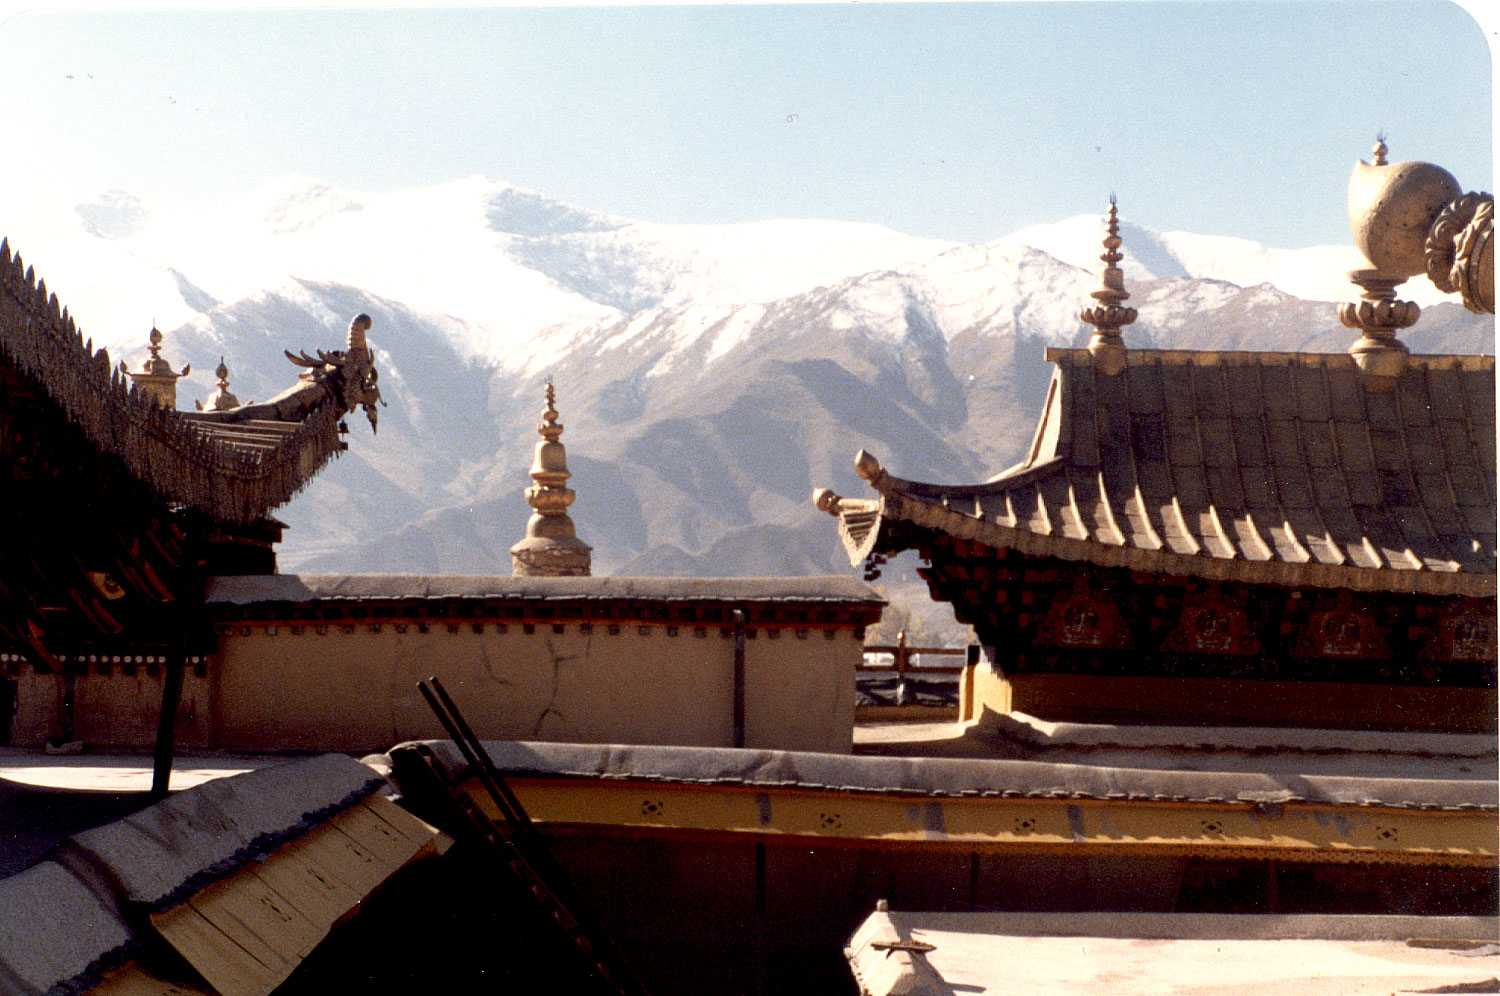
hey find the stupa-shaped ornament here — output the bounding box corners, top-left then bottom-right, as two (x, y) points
(1080, 197), (1138, 376)
(120, 326), (189, 409)
(510, 383), (592, 577)
(195, 357), (242, 412)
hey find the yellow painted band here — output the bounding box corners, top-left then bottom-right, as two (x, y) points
(466, 777), (1498, 866)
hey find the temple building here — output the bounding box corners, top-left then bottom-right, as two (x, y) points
(0, 144), (1492, 996)
(817, 149), (1496, 737)
(0, 243), (385, 786)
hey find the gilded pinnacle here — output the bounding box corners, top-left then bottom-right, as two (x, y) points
(539, 380), (563, 442)
(123, 325), (188, 409)
(512, 380), (592, 576)
(197, 356), (242, 412)
(1081, 199), (1137, 376)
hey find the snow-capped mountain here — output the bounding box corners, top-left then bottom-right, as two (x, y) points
(0, 178), (1490, 578)
(20, 177), (957, 362)
(1001, 213), (1459, 307)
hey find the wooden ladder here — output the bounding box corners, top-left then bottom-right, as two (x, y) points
(415, 675), (652, 996)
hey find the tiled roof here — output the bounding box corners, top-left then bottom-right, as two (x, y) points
(833, 349), (1496, 596)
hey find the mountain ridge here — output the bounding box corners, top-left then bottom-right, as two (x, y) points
(0, 175), (1489, 581)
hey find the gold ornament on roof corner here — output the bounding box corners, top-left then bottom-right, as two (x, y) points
(511, 381), (593, 577)
(1342, 137), (1493, 386)
(1080, 196), (1137, 376)
(120, 326), (189, 409)
(280, 313), (385, 433)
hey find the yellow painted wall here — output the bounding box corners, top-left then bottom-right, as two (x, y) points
(5, 619), (862, 753)
(210, 621), (859, 753)
(8, 670), (214, 749)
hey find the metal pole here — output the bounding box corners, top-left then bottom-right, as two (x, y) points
(732, 609), (746, 749)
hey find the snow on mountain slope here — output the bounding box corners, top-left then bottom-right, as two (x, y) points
(1002, 213), (1460, 306)
(3, 173), (1492, 580)
(558, 218), (957, 309)
(4, 174), (958, 366)
(129, 177), (622, 362)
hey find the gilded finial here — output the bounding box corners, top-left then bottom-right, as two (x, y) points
(124, 325), (188, 409)
(196, 356), (242, 412)
(511, 381), (592, 577)
(1342, 136), (1475, 385)
(1080, 198), (1137, 376)
(540, 380), (562, 440)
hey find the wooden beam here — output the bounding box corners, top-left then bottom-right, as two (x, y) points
(150, 616), (187, 799)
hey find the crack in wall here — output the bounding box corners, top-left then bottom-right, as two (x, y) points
(534, 633), (589, 738)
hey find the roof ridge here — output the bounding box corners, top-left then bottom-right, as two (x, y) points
(0, 239), (347, 524)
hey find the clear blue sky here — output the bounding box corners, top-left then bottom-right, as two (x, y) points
(0, 1), (1492, 247)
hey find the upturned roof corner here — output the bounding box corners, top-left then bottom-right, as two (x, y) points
(0, 239), (385, 525)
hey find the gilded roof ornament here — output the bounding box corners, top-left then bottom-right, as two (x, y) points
(1341, 138), (1494, 387)
(120, 326), (189, 409)
(1080, 197), (1137, 376)
(511, 381), (592, 577)
(195, 357), (242, 412)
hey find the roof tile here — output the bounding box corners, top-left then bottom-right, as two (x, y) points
(1332, 422), (1374, 472)
(846, 350), (1495, 594)
(1126, 360), (1166, 414)
(1192, 364), (1229, 417)
(1165, 417), (1203, 468)
(1301, 422), (1338, 468)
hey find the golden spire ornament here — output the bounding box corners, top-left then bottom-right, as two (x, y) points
(195, 357), (242, 412)
(120, 326), (189, 409)
(510, 382), (593, 577)
(1080, 197), (1137, 376)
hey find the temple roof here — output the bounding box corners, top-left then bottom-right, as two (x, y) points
(1, 239), (359, 526)
(1, 238), (380, 661)
(824, 347), (1496, 597)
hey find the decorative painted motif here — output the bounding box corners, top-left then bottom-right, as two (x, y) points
(1162, 590), (1261, 656)
(1421, 607), (1498, 662)
(1292, 593), (1391, 660)
(1035, 582), (1132, 650)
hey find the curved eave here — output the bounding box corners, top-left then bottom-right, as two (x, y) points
(864, 488), (1497, 598)
(1, 240), (349, 525)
